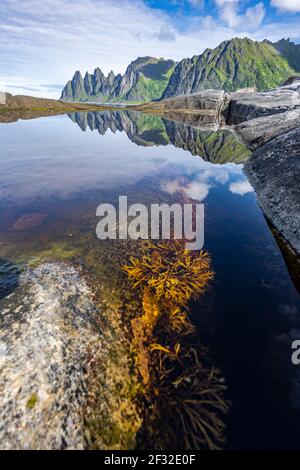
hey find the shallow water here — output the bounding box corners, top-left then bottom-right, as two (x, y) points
(0, 110), (299, 449)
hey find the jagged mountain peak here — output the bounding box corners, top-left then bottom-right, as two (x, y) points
(73, 70), (83, 79)
(268, 38), (300, 72)
(61, 57), (176, 103)
(61, 37), (299, 103)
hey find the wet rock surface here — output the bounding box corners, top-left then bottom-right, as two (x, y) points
(0, 262), (140, 450)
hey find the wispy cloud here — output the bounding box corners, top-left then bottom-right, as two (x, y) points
(271, 0), (300, 12)
(188, 0), (205, 8)
(0, 74), (64, 99)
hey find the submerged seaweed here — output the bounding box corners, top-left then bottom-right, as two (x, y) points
(123, 240), (214, 305)
(123, 239), (229, 450)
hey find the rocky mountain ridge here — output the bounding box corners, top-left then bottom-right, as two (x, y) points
(61, 37), (300, 103)
(61, 56), (176, 103)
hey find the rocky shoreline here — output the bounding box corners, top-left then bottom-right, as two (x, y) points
(244, 128), (300, 255)
(0, 92), (117, 123)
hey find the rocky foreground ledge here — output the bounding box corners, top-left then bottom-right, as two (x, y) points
(0, 262), (140, 450)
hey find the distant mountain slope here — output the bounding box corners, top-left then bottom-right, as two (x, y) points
(162, 38), (296, 98)
(61, 57), (176, 103)
(268, 38), (300, 72)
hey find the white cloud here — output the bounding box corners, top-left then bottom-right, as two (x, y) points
(161, 179), (211, 201)
(219, 1), (241, 29)
(245, 3), (266, 29)
(155, 25), (176, 42)
(161, 164), (234, 202)
(229, 180), (254, 195)
(184, 181), (211, 200)
(271, 0), (300, 12)
(215, 0), (266, 30)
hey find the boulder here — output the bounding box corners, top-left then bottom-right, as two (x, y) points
(235, 109), (300, 149)
(227, 86), (300, 124)
(137, 90), (230, 124)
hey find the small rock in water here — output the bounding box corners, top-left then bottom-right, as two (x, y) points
(12, 212), (48, 231)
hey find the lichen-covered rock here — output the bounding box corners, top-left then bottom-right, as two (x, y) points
(0, 262), (140, 450)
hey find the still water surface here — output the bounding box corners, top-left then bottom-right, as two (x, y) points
(0, 111), (299, 448)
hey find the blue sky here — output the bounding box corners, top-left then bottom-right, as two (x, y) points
(0, 0), (299, 98)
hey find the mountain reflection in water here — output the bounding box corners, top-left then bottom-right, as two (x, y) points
(68, 110), (251, 164)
